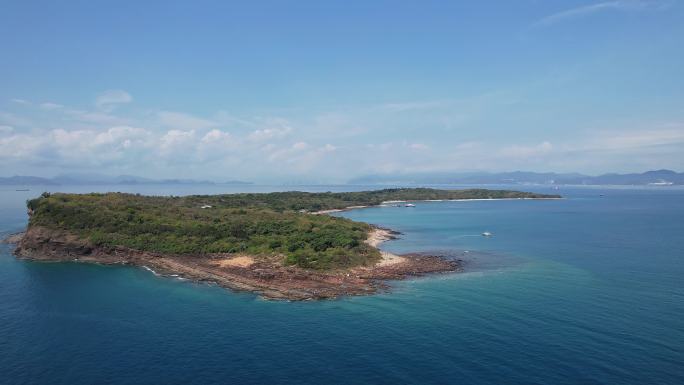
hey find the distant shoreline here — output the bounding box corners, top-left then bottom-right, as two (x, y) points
(311, 196), (562, 215)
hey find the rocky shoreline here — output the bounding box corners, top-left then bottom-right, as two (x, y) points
(6, 226), (462, 300)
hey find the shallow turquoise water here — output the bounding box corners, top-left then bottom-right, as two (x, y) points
(1, 185), (683, 384)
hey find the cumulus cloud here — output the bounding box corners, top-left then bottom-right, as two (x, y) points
(50, 126), (151, 164)
(197, 129), (235, 161)
(0, 132), (48, 160)
(159, 129), (196, 157)
(0, 125), (152, 167)
(1, 91), (682, 181)
(94, 126), (151, 147)
(247, 119), (292, 142)
(201, 129), (232, 145)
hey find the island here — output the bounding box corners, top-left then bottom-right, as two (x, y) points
(8, 188), (560, 300)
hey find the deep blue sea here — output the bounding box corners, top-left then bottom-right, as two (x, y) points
(1, 185), (683, 384)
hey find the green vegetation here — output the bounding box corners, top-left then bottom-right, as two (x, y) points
(26, 188), (559, 269)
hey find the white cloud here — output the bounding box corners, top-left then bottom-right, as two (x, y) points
(409, 143), (429, 151)
(39, 102), (63, 110)
(157, 111), (216, 130)
(0, 132), (48, 160)
(48, 126), (151, 163)
(197, 129), (236, 161)
(248, 125), (292, 141)
(307, 113), (368, 138)
(93, 126), (151, 148)
(535, 0), (670, 27)
(0, 112), (31, 127)
(292, 141), (308, 150)
(95, 90), (132, 111)
(378, 100), (452, 112)
(500, 141), (553, 159)
(64, 109), (126, 124)
(201, 129), (232, 144)
(159, 129), (196, 157)
(0, 125), (153, 167)
(260, 141), (344, 176)
(11, 98), (30, 105)
(322, 143), (337, 152)
(454, 142), (480, 151)
(1, 90), (682, 180)
(6, 97), (127, 126)
(586, 126), (684, 150)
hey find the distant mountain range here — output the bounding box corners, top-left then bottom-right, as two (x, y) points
(0, 174), (252, 186)
(3, 170), (683, 186)
(348, 170), (684, 186)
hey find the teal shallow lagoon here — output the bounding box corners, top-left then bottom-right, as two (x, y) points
(1, 185), (683, 384)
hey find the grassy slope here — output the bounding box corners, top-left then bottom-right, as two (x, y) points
(26, 188), (559, 269)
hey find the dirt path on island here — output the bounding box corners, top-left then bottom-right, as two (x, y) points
(213, 256), (255, 268)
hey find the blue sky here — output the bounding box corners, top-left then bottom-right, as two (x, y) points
(1, 0), (683, 182)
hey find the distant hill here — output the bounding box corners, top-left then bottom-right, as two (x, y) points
(586, 170), (684, 185)
(348, 170), (684, 186)
(0, 176), (59, 186)
(0, 174), (252, 186)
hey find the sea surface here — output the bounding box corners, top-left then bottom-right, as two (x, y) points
(1, 184), (683, 384)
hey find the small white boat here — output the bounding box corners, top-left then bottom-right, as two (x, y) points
(482, 232), (492, 237)
(405, 203), (416, 207)
(648, 180), (673, 186)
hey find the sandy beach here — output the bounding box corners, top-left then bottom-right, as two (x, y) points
(365, 228), (407, 266)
